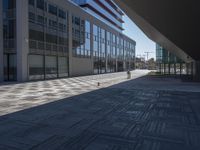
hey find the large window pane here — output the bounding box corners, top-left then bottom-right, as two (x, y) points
(58, 57), (68, 77)
(48, 4), (57, 16)
(37, 0), (45, 10)
(29, 0), (35, 6)
(58, 9), (66, 19)
(3, 0), (16, 10)
(45, 56), (57, 79)
(29, 55), (44, 80)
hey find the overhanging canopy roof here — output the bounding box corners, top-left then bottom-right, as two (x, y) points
(114, 0), (200, 62)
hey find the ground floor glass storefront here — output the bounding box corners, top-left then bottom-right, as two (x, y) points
(158, 63), (186, 75)
(156, 44), (186, 75)
(29, 55), (68, 80)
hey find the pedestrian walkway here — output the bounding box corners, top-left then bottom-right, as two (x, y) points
(0, 70), (200, 150)
(0, 70), (149, 116)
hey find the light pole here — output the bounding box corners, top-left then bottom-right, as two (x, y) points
(144, 52), (154, 70)
(144, 52), (154, 61)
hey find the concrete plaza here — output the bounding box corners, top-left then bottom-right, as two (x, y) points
(0, 70), (200, 150)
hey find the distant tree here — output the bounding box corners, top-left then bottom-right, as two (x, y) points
(147, 58), (156, 70)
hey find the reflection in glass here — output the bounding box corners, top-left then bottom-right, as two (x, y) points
(29, 55), (44, 80)
(45, 56), (57, 79)
(58, 57), (68, 77)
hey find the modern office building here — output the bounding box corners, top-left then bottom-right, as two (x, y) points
(0, 0), (136, 82)
(71, 0), (124, 32)
(156, 44), (188, 75)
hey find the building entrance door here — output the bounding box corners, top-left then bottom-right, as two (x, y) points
(4, 54), (17, 81)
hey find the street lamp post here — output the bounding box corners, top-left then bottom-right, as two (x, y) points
(144, 52), (154, 60)
(144, 52), (154, 70)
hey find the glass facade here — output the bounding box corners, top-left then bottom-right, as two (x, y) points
(72, 16), (91, 58)
(71, 0), (124, 33)
(3, 0), (17, 81)
(70, 13), (135, 75)
(1, 0), (136, 81)
(93, 25), (107, 74)
(29, 55), (44, 80)
(156, 44), (186, 75)
(28, 0), (69, 80)
(92, 26), (135, 74)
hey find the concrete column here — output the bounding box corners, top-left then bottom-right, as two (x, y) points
(68, 12), (73, 77)
(193, 61), (200, 81)
(16, 0), (29, 82)
(0, 0), (3, 82)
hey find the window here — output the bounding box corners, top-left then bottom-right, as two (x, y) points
(58, 57), (68, 77)
(3, 0), (16, 10)
(59, 23), (66, 32)
(72, 16), (88, 58)
(3, 20), (16, 39)
(29, 0), (35, 6)
(29, 55), (44, 80)
(29, 29), (44, 41)
(58, 37), (67, 45)
(112, 34), (116, 57)
(48, 4), (57, 16)
(106, 31), (111, 55)
(74, 17), (80, 25)
(45, 56), (57, 79)
(37, 15), (45, 25)
(37, 0), (45, 10)
(4, 54), (17, 81)
(46, 33), (57, 44)
(29, 12), (35, 22)
(101, 29), (106, 55)
(49, 19), (57, 29)
(93, 25), (98, 53)
(59, 9), (66, 19)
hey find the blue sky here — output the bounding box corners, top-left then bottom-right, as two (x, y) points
(122, 15), (156, 60)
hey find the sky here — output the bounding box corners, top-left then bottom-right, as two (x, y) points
(122, 15), (156, 60)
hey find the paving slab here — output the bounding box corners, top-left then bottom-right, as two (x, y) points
(0, 70), (200, 150)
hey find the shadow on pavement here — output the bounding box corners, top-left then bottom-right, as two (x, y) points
(0, 75), (200, 150)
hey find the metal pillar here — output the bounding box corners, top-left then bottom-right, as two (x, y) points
(193, 61), (200, 81)
(180, 63), (182, 76)
(168, 63), (171, 75)
(174, 63), (176, 75)
(164, 63), (166, 74)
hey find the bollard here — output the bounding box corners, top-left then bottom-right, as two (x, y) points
(97, 82), (100, 86)
(127, 70), (131, 79)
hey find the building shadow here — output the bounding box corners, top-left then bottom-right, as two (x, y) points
(0, 75), (200, 150)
